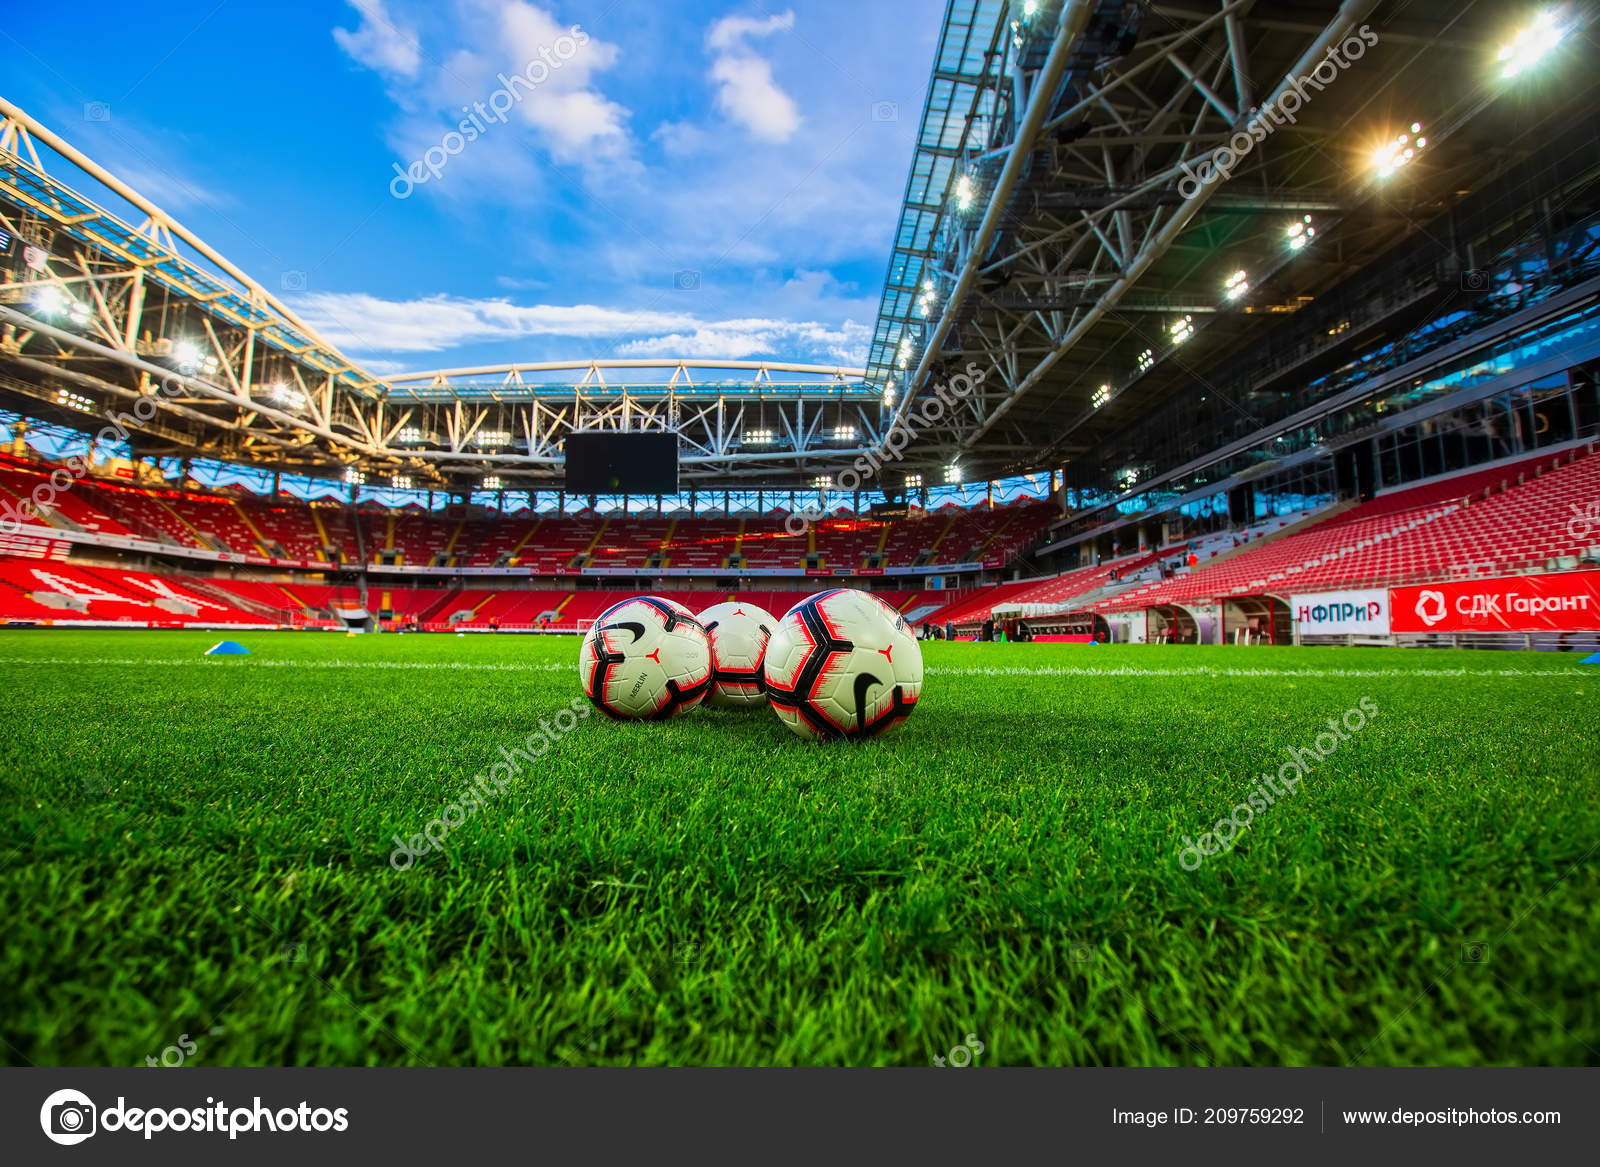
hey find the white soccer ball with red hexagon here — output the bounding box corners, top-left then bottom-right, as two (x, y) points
(763, 588), (923, 740)
(696, 600), (777, 708)
(578, 595), (712, 720)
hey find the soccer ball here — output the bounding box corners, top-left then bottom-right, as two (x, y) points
(578, 596), (712, 720)
(697, 601), (777, 708)
(764, 588), (923, 740)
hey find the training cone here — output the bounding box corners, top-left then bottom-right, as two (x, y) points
(1582, 652), (1600, 664)
(204, 640), (250, 656)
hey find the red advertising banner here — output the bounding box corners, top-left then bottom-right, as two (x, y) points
(1390, 570), (1600, 633)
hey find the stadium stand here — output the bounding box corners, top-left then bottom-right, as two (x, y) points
(1, 443), (1595, 637)
(1097, 446), (1600, 611)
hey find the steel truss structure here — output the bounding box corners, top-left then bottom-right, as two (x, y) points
(0, 1), (1592, 500)
(868, 0), (1594, 487)
(0, 99), (884, 491)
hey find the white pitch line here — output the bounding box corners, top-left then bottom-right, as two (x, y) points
(926, 665), (1593, 679)
(0, 656), (571, 672)
(0, 657), (1589, 679)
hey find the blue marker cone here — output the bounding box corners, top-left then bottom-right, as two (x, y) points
(205, 640), (250, 656)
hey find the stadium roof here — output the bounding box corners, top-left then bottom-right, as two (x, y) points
(870, 0), (1598, 484)
(1, 2), (1595, 495)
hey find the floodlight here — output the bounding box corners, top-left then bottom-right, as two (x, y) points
(1499, 9), (1570, 78)
(1375, 125), (1426, 177)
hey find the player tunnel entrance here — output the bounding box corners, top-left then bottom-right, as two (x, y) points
(1222, 596), (1290, 645)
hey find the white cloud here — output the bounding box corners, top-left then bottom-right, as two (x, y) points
(706, 8), (800, 142)
(650, 119), (711, 158)
(707, 10), (796, 52)
(339, 0), (630, 172)
(487, 1), (629, 158)
(288, 290), (868, 366)
(616, 317), (869, 365)
(333, 0), (422, 77)
(291, 291), (695, 352)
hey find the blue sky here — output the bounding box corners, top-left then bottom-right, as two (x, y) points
(4, 0), (937, 375)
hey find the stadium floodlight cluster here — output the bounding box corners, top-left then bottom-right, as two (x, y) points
(170, 339), (220, 378)
(1224, 271), (1250, 302)
(952, 174), (977, 213)
(33, 284), (90, 328)
(481, 475), (502, 490)
(54, 388), (93, 412)
(1499, 8), (1571, 78)
(1374, 123), (1427, 178)
(268, 381), (307, 410)
(1287, 215), (1316, 251)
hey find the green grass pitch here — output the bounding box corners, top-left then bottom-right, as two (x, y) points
(1, 627), (1597, 1066)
